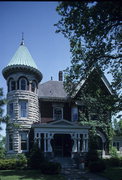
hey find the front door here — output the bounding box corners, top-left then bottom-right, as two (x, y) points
(51, 134), (73, 157)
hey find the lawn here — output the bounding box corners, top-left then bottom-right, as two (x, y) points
(99, 167), (122, 180)
(0, 170), (66, 180)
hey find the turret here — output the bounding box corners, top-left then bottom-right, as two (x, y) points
(2, 38), (42, 154)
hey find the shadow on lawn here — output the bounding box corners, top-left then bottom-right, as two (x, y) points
(0, 170), (65, 180)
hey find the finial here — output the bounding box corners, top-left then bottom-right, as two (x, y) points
(20, 32), (24, 45)
(51, 76), (53, 80)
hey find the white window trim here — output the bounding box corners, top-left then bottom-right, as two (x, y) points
(19, 132), (29, 153)
(19, 100), (28, 118)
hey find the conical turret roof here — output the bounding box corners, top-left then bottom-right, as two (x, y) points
(2, 43), (42, 82)
(7, 44), (38, 69)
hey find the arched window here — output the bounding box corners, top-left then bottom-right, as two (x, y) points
(11, 80), (16, 91)
(31, 81), (36, 92)
(20, 78), (27, 90)
(8, 79), (16, 91)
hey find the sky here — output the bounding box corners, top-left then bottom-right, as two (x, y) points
(0, 1), (71, 137)
(0, 1), (119, 138)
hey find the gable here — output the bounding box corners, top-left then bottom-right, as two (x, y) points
(48, 119), (74, 126)
(72, 67), (113, 98)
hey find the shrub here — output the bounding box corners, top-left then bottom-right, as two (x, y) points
(28, 144), (46, 169)
(0, 154), (27, 170)
(108, 157), (121, 167)
(0, 159), (16, 170)
(40, 162), (61, 174)
(109, 146), (118, 158)
(88, 159), (106, 172)
(85, 150), (99, 166)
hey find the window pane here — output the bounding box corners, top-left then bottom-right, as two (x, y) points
(21, 79), (26, 90)
(9, 103), (14, 118)
(31, 82), (36, 92)
(11, 81), (15, 90)
(54, 107), (62, 120)
(19, 101), (27, 117)
(20, 133), (27, 151)
(9, 134), (13, 151)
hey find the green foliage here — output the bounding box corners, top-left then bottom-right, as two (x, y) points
(0, 154), (27, 170)
(88, 159), (106, 172)
(40, 162), (61, 174)
(0, 136), (6, 159)
(28, 144), (46, 169)
(104, 157), (122, 167)
(109, 146), (118, 158)
(0, 88), (6, 128)
(113, 119), (122, 135)
(85, 150), (99, 167)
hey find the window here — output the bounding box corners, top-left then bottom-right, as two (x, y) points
(20, 132), (28, 151)
(20, 78), (27, 90)
(11, 80), (16, 91)
(31, 81), (36, 92)
(71, 106), (78, 121)
(9, 134), (13, 151)
(19, 100), (28, 118)
(53, 107), (63, 120)
(90, 109), (98, 120)
(113, 141), (120, 151)
(9, 103), (14, 118)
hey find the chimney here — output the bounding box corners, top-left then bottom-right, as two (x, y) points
(59, 71), (63, 81)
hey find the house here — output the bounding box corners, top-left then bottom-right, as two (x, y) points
(2, 39), (113, 159)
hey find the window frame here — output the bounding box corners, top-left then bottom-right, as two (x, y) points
(8, 134), (13, 152)
(19, 78), (27, 90)
(71, 106), (78, 121)
(8, 102), (14, 118)
(19, 132), (28, 152)
(19, 100), (28, 118)
(53, 106), (63, 121)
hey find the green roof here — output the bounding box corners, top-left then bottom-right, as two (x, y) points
(7, 44), (38, 69)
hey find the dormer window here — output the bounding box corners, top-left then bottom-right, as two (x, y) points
(53, 106), (63, 120)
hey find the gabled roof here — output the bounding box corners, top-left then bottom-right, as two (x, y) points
(38, 80), (68, 99)
(72, 66), (113, 98)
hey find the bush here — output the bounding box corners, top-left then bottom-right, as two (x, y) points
(109, 146), (118, 158)
(107, 157), (121, 167)
(28, 144), (46, 169)
(88, 159), (106, 172)
(0, 154), (27, 170)
(85, 150), (99, 166)
(0, 159), (16, 170)
(40, 162), (61, 174)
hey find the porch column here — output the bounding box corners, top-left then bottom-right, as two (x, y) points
(82, 134), (88, 152)
(72, 134), (77, 152)
(77, 134), (81, 152)
(44, 133), (47, 152)
(47, 133), (52, 152)
(38, 133), (41, 149)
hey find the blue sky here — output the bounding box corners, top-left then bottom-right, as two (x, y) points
(0, 1), (71, 137)
(0, 2), (117, 137)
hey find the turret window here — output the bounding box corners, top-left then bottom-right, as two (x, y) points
(9, 103), (14, 118)
(31, 81), (36, 92)
(11, 80), (16, 91)
(19, 100), (28, 118)
(20, 78), (27, 90)
(8, 134), (13, 151)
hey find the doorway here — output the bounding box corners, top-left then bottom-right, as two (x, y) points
(51, 134), (73, 157)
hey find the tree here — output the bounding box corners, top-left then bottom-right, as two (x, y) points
(55, 1), (121, 143)
(0, 88), (6, 130)
(114, 118), (122, 135)
(55, 1), (121, 112)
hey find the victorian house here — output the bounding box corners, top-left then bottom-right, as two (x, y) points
(2, 40), (113, 158)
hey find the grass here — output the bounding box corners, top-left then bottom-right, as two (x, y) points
(99, 167), (122, 180)
(0, 170), (66, 180)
